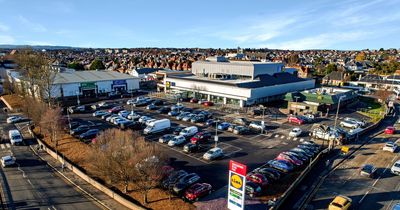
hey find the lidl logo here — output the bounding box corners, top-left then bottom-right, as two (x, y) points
(231, 174), (243, 190)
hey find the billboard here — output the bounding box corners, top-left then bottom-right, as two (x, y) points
(228, 160), (247, 210)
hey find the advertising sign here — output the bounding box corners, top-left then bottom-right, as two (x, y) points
(228, 160), (247, 210)
(113, 80), (127, 85)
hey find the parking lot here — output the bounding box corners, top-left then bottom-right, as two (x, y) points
(67, 95), (372, 197)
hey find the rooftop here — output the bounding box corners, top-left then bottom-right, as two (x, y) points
(54, 70), (138, 84)
(303, 87), (352, 96)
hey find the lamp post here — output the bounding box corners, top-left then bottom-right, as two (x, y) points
(332, 95), (345, 150)
(259, 105), (265, 134)
(293, 96), (300, 115)
(214, 119), (219, 148)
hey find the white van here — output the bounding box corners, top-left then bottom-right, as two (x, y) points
(9, 129), (23, 145)
(143, 119), (171, 135)
(179, 126), (198, 138)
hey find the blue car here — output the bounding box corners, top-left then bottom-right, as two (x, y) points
(205, 119), (215, 126)
(217, 122), (231, 130)
(267, 159), (294, 173)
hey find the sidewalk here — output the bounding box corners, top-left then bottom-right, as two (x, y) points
(32, 147), (131, 210)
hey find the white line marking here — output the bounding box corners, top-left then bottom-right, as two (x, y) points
(359, 190), (369, 204)
(0, 144), (5, 149)
(300, 138), (304, 142)
(281, 135), (285, 139)
(287, 137), (291, 140)
(250, 135), (262, 139)
(293, 137), (298, 141)
(5, 143), (10, 148)
(275, 134), (280, 138)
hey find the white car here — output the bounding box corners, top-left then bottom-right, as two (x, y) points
(340, 120), (359, 129)
(249, 121), (265, 131)
(391, 160), (400, 175)
(1, 155), (16, 167)
(118, 110), (130, 118)
(289, 127), (302, 137)
(383, 142), (398, 153)
(203, 147), (223, 160)
(344, 117), (366, 127)
(145, 119), (157, 126)
(168, 135), (186, 146)
(138, 116), (152, 124)
(127, 113), (141, 120)
(6, 116), (23, 124)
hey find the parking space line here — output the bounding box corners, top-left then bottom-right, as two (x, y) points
(299, 138), (304, 142)
(0, 144), (5, 149)
(157, 143), (210, 164)
(286, 136), (291, 140)
(293, 137), (298, 141)
(5, 143), (10, 148)
(250, 135), (262, 139)
(274, 134), (280, 138)
(280, 135), (285, 139)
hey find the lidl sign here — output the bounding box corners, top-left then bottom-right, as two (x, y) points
(228, 160), (247, 210)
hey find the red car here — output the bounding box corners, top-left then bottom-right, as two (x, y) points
(184, 183), (212, 201)
(203, 101), (214, 106)
(246, 173), (268, 189)
(288, 116), (304, 125)
(108, 106), (124, 113)
(190, 98), (199, 103)
(276, 154), (303, 166)
(385, 126), (395, 135)
(191, 132), (212, 144)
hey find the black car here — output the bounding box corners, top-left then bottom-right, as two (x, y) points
(70, 125), (90, 136)
(199, 110), (212, 118)
(245, 181), (262, 198)
(157, 107), (171, 114)
(101, 113), (112, 120)
(79, 129), (99, 140)
(162, 170), (188, 189)
(146, 104), (159, 110)
(254, 167), (281, 182)
(192, 110), (202, 115)
(190, 114), (206, 123)
(183, 143), (199, 153)
(152, 100), (164, 106)
(173, 127), (185, 135)
(173, 173), (201, 194)
(233, 126), (251, 135)
(159, 134), (176, 144)
(69, 121), (81, 130)
(180, 107), (193, 113)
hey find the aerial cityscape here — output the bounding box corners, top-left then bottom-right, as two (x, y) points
(0, 0), (400, 210)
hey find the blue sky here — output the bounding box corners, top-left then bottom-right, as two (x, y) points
(0, 0), (399, 50)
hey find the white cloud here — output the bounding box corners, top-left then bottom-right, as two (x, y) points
(0, 22), (9, 32)
(18, 15), (47, 32)
(0, 35), (15, 44)
(266, 31), (371, 50)
(25, 40), (53, 46)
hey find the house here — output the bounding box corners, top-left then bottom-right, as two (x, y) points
(322, 71), (345, 86)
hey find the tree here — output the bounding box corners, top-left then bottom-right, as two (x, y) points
(89, 59), (105, 70)
(21, 96), (48, 126)
(355, 52), (365, 62)
(36, 65), (57, 105)
(67, 62), (85, 70)
(287, 53), (299, 66)
(40, 106), (65, 147)
(373, 89), (392, 103)
(324, 63), (337, 75)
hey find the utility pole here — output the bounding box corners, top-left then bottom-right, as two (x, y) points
(332, 95), (345, 150)
(214, 119), (219, 148)
(76, 91), (80, 106)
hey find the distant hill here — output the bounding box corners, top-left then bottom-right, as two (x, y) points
(0, 44), (78, 50)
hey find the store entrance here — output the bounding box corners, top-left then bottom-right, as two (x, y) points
(82, 89), (96, 97)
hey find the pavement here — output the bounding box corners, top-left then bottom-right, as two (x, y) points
(0, 102), (129, 210)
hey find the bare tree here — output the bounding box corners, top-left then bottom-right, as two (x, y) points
(40, 106), (64, 148)
(22, 96), (48, 125)
(37, 65), (57, 106)
(373, 89), (392, 103)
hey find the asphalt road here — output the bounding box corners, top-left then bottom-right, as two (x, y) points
(0, 105), (102, 210)
(310, 127), (400, 210)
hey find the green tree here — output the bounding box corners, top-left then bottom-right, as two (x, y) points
(67, 62), (85, 70)
(89, 59), (105, 70)
(324, 63), (337, 75)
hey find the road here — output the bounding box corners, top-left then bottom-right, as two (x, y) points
(309, 127), (400, 210)
(0, 105), (102, 209)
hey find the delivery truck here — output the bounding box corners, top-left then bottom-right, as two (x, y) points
(143, 119), (171, 134)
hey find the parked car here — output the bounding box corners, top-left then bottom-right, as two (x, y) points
(176, 112), (191, 121)
(151, 99), (164, 106)
(173, 173), (201, 194)
(267, 160), (294, 173)
(233, 118), (250, 126)
(168, 135), (186, 146)
(68, 105), (86, 114)
(360, 164), (377, 178)
(254, 167), (281, 182)
(6, 116), (24, 124)
(184, 183), (212, 201)
(249, 121), (265, 131)
(118, 110), (131, 118)
(191, 114), (206, 123)
(205, 119), (215, 127)
(383, 142), (398, 152)
(246, 173), (268, 189)
(289, 127), (302, 137)
(391, 160), (400, 175)
(199, 110), (212, 119)
(69, 121), (81, 130)
(203, 147), (223, 160)
(115, 118), (130, 126)
(276, 153), (303, 167)
(105, 114), (118, 122)
(171, 104), (184, 111)
(93, 110), (109, 117)
(162, 170), (188, 189)
(143, 118), (171, 134)
(385, 126), (395, 135)
(290, 148), (314, 158)
(1, 155), (16, 167)
(191, 131), (212, 144)
(146, 104), (158, 110)
(288, 115), (304, 125)
(101, 113), (112, 120)
(227, 124), (238, 132)
(245, 181), (262, 198)
(344, 117), (366, 127)
(179, 126), (198, 138)
(127, 113), (141, 121)
(168, 110), (180, 116)
(138, 116), (152, 124)
(183, 143), (200, 153)
(173, 127), (185, 135)
(203, 101), (214, 106)
(340, 120), (360, 129)
(181, 108), (193, 113)
(303, 114), (315, 122)
(190, 98), (199, 103)
(233, 126), (251, 135)
(282, 151), (309, 162)
(79, 129), (99, 140)
(217, 122), (231, 130)
(108, 106), (124, 113)
(328, 195), (352, 210)
(159, 134), (176, 144)
(182, 114), (196, 122)
(157, 106), (171, 114)
(70, 125), (90, 136)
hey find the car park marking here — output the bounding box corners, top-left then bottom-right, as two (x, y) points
(280, 135), (285, 139)
(287, 136), (291, 140)
(157, 142), (210, 164)
(299, 138), (304, 142)
(274, 134), (280, 138)
(293, 137), (298, 141)
(0, 144), (5, 149)
(5, 143), (10, 148)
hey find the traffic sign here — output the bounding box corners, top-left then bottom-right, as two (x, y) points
(228, 160), (247, 210)
(214, 136), (219, 142)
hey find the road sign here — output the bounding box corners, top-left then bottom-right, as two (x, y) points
(228, 160), (247, 210)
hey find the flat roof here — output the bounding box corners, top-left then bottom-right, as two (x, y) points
(302, 87), (352, 95)
(194, 60), (283, 66)
(54, 70), (138, 84)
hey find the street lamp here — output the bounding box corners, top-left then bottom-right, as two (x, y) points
(332, 95), (345, 150)
(259, 105), (265, 134)
(214, 119), (219, 148)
